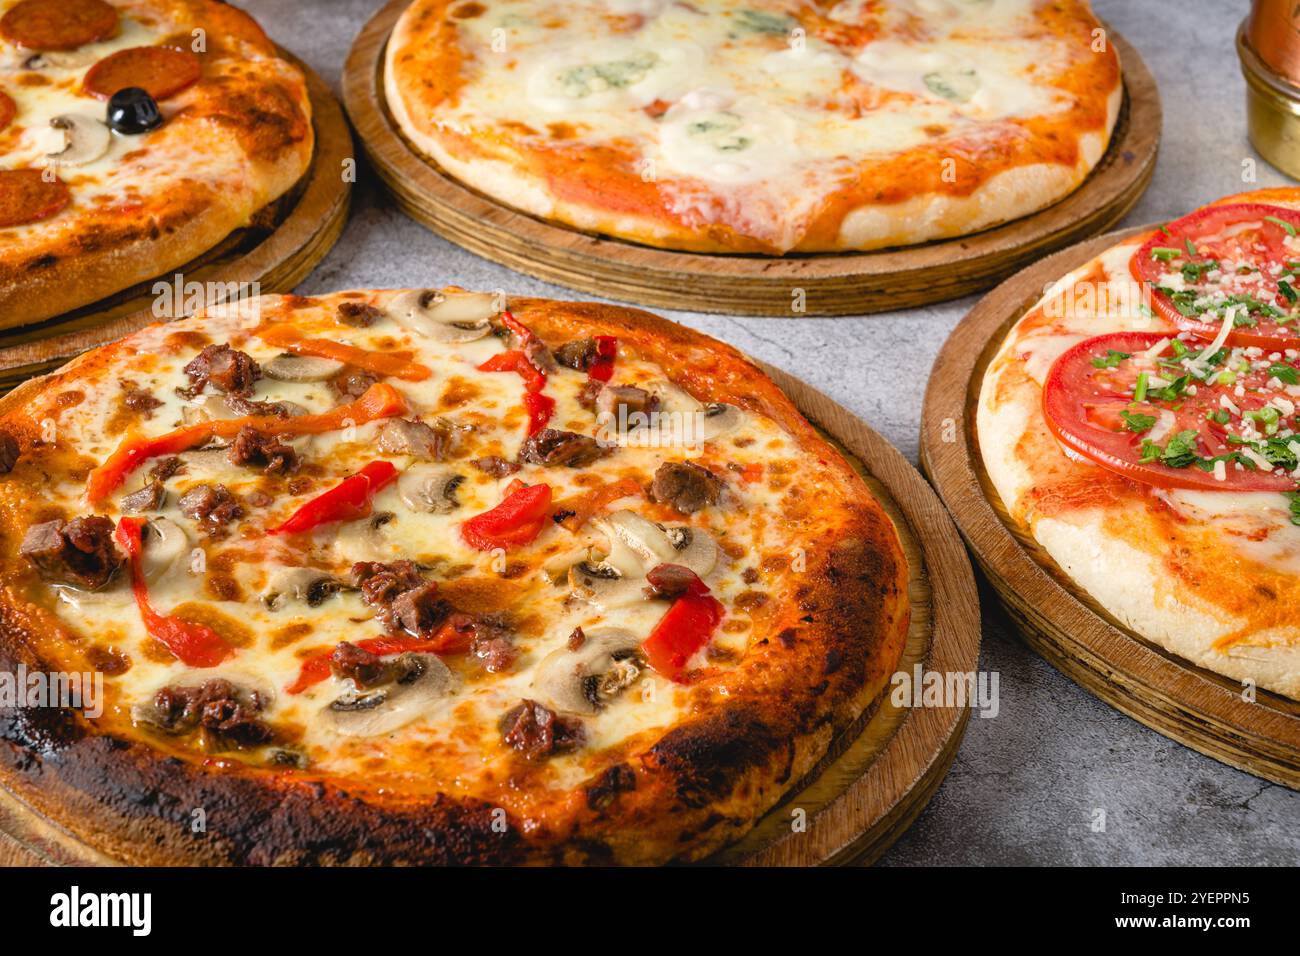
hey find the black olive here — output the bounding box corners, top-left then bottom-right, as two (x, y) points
(106, 87), (163, 135)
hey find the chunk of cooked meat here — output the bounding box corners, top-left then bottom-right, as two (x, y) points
(467, 612), (516, 673)
(19, 516), (122, 590)
(352, 560), (453, 636)
(225, 396), (297, 418)
(376, 418), (450, 460)
(330, 367), (378, 400)
(352, 559), (424, 607)
(120, 481), (165, 514)
(576, 379), (604, 410)
(329, 641), (424, 690)
(594, 384), (659, 424)
(521, 335), (556, 373)
(336, 301), (385, 327)
(149, 679), (272, 748)
(228, 425), (299, 475)
(649, 461), (724, 514)
(147, 456), (185, 483)
(500, 699), (584, 759)
(643, 562), (702, 600)
(178, 483), (244, 535)
(182, 344), (261, 397)
(119, 378), (162, 417)
(518, 428), (607, 467)
(0, 429), (19, 473)
(471, 455), (520, 478)
(389, 581), (452, 637)
(553, 338), (598, 371)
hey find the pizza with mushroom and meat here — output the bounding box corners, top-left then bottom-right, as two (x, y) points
(0, 0), (312, 328)
(978, 187), (1300, 700)
(0, 289), (909, 865)
(383, 0), (1121, 254)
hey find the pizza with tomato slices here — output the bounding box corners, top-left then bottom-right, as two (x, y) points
(0, 0), (312, 329)
(0, 289), (909, 865)
(978, 187), (1300, 700)
(382, 0), (1121, 255)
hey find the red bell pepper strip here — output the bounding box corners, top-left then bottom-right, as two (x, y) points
(479, 312), (555, 434)
(286, 621), (475, 695)
(269, 460), (398, 536)
(257, 324), (431, 381)
(641, 565), (724, 683)
(461, 479), (552, 551)
(114, 517), (234, 668)
(86, 383), (407, 504)
(588, 335), (617, 383)
(523, 390), (556, 435)
(477, 349), (546, 392)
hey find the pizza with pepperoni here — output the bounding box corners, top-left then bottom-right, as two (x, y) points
(0, 0), (312, 328)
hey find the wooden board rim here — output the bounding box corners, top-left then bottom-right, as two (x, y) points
(919, 224), (1300, 790)
(0, 360), (980, 866)
(340, 0), (1161, 317)
(0, 50), (354, 387)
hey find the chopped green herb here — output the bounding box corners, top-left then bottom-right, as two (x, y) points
(1265, 215), (1297, 236)
(1120, 410), (1157, 433)
(1134, 371), (1149, 403)
(1091, 349), (1131, 369)
(1269, 363), (1300, 386)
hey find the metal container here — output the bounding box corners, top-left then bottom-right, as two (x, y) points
(1239, 11), (1300, 180)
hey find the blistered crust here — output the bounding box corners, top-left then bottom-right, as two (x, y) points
(0, 293), (910, 865)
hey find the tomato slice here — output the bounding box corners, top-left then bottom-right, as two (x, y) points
(1130, 203), (1300, 349)
(1042, 331), (1300, 492)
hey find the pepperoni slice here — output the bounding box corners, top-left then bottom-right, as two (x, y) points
(0, 0), (118, 52)
(1130, 202), (1300, 350)
(1043, 331), (1300, 492)
(0, 169), (70, 228)
(0, 91), (14, 132)
(83, 46), (202, 101)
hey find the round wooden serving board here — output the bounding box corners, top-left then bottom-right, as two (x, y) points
(920, 226), (1300, 790)
(342, 0), (1160, 317)
(0, 364), (979, 866)
(0, 52), (353, 395)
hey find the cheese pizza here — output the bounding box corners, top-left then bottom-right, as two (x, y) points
(0, 0), (313, 328)
(383, 0), (1122, 254)
(0, 288), (909, 865)
(978, 187), (1300, 700)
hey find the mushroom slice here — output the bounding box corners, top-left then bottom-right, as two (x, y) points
(387, 289), (499, 343)
(261, 566), (343, 610)
(141, 517), (191, 584)
(46, 114), (111, 166)
(567, 560), (642, 612)
(533, 628), (646, 716)
(664, 525), (718, 577)
(597, 510), (679, 571)
(324, 653), (454, 737)
(332, 511), (397, 562)
(182, 393), (241, 428)
(397, 464), (464, 514)
(699, 402), (745, 440)
(262, 353), (345, 382)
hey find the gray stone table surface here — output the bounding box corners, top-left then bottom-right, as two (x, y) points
(244, 0), (1298, 865)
